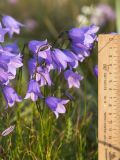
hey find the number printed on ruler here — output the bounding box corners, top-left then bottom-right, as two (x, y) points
(98, 35), (120, 160)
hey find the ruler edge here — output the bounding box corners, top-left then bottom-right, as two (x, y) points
(98, 34), (120, 160)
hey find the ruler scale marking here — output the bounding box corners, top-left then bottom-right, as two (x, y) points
(98, 35), (120, 160)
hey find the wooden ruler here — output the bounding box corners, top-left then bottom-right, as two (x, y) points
(98, 34), (120, 160)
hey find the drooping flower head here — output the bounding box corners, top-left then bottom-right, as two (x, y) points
(25, 79), (43, 101)
(28, 40), (51, 59)
(0, 43), (23, 82)
(2, 85), (22, 108)
(28, 58), (52, 86)
(68, 25), (99, 61)
(62, 49), (78, 69)
(3, 41), (20, 54)
(45, 96), (69, 118)
(36, 67), (52, 86)
(0, 68), (11, 85)
(64, 70), (83, 88)
(2, 15), (24, 38)
(50, 49), (74, 72)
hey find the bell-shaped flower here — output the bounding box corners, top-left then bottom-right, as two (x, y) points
(64, 70), (83, 88)
(4, 42), (20, 55)
(2, 15), (24, 38)
(8, 54), (23, 80)
(25, 79), (43, 101)
(0, 53), (11, 84)
(0, 44), (23, 80)
(51, 49), (73, 72)
(36, 67), (52, 86)
(45, 96), (69, 118)
(68, 25), (99, 61)
(3, 85), (22, 108)
(62, 49), (79, 68)
(0, 68), (11, 85)
(28, 40), (51, 59)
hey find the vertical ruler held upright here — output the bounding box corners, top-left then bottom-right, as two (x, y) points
(98, 34), (120, 160)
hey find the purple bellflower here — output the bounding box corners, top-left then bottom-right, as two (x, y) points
(0, 68), (12, 85)
(28, 58), (37, 78)
(36, 67), (52, 86)
(28, 40), (51, 59)
(3, 85), (22, 108)
(0, 54), (11, 84)
(28, 58), (52, 86)
(68, 25), (99, 61)
(0, 44), (23, 81)
(62, 49), (79, 68)
(0, 53), (10, 70)
(64, 70), (83, 88)
(25, 79), (43, 101)
(8, 54), (23, 80)
(4, 42), (20, 54)
(2, 15), (24, 38)
(45, 96), (69, 118)
(0, 52), (12, 84)
(51, 49), (74, 72)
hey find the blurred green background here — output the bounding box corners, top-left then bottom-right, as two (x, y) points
(0, 0), (116, 40)
(0, 0), (118, 160)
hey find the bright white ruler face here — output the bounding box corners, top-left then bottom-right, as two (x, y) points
(98, 34), (120, 160)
